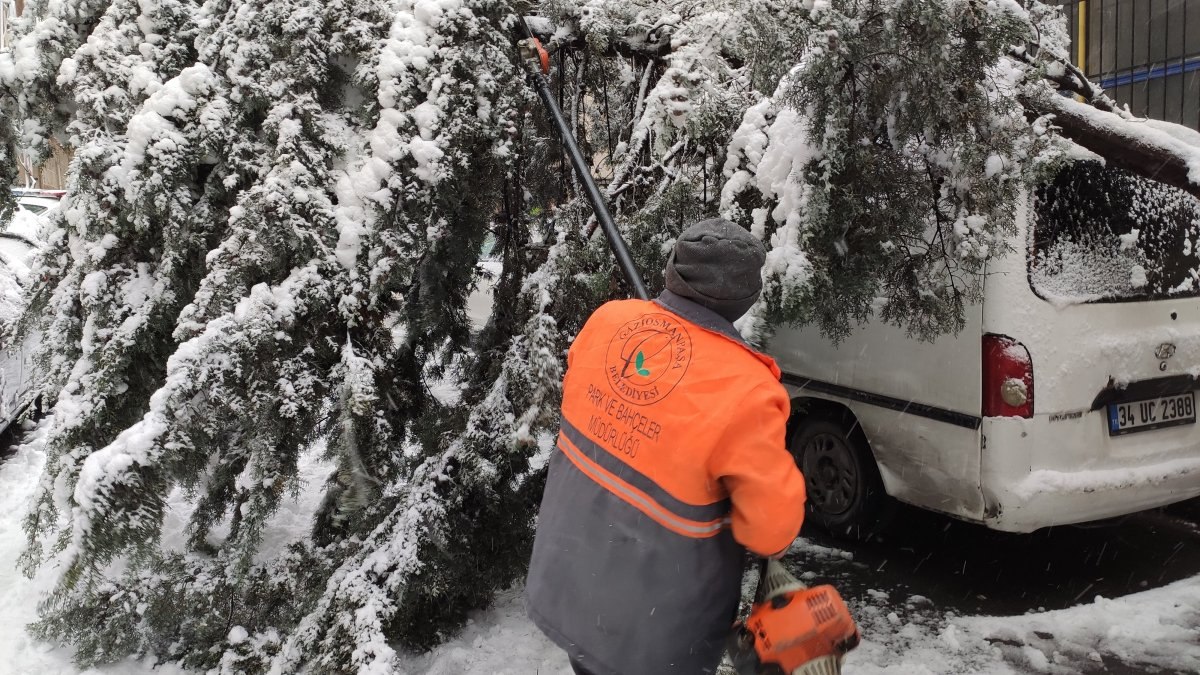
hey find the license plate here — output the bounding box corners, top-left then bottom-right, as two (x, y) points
(1108, 392), (1196, 436)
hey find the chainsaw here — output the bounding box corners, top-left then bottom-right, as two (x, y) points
(727, 558), (861, 675)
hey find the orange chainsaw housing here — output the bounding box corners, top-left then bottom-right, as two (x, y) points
(733, 584), (860, 674)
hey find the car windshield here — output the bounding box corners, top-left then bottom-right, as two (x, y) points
(1030, 160), (1200, 304)
(17, 203), (47, 214)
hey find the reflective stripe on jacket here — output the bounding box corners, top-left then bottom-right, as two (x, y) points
(526, 290), (807, 675)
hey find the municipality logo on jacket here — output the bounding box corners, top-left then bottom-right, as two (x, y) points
(605, 313), (692, 405)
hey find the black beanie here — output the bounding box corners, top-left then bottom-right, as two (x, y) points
(664, 218), (766, 323)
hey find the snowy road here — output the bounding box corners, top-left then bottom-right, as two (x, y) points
(1, 424), (1198, 674)
(795, 501), (1200, 621)
(394, 497), (1200, 674)
(394, 506), (1200, 675)
(787, 503), (1200, 674)
(400, 506), (1200, 675)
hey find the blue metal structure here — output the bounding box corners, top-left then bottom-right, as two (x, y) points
(1054, 0), (1200, 131)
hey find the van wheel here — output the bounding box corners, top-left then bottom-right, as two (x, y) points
(790, 417), (888, 539)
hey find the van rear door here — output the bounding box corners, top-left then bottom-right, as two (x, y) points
(980, 160), (1200, 530)
(1024, 161), (1200, 422)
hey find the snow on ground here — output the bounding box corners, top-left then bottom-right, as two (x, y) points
(844, 571), (1200, 673)
(0, 420), (191, 675)
(395, 556), (1200, 675)
(394, 587), (572, 675)
(157, 438), (336, 563)
(1, 423), (1199, 674)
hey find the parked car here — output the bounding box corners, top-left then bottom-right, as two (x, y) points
(12, 188), (64, 214)
(7, 188), (62, 240)
(771, 159), (1200, 535)
(0, 237), (38, 443)
(0, 189), (55, 444)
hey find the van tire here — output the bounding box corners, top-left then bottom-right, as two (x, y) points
(789, 416), (889, 539)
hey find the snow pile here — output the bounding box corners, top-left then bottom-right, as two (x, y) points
(964, 578), (1200, 673)
(844, 581), (1200, 673)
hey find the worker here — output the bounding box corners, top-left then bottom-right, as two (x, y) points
(526, 218), (808, 675)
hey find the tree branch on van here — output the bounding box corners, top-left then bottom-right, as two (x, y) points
(1025, 93), (1200, 202)
(1009, 46), (1119, 115)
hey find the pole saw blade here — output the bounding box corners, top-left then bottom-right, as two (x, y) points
(515, 15), (650, 301)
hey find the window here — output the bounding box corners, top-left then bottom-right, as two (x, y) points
(1030, 161), (1200, 303)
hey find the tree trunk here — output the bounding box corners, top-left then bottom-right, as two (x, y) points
(1024, 93), (1200, 201)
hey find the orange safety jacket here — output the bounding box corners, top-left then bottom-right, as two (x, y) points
(527, 290), (806, 675)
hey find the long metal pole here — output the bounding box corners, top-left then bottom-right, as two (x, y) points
(518, 22), (651, 301)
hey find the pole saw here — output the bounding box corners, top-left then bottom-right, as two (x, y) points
(515, 19), (649, 302)
(515, 20), (860, 675)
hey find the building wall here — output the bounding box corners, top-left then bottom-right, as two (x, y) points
(1055, 0), (1200, 130)
(15, 141), (71, 191)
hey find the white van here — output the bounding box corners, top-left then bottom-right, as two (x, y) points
(1, 235), (38, 441)
(0, 197), (53, 442)
(769, 159), (1200, 534)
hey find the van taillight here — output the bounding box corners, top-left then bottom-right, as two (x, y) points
(982, 334), (1034, 418)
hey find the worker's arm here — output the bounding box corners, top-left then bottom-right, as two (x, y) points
(707, 381), (806, 557)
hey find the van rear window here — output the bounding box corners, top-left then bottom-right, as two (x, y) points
(1030, 161), (1200, 303)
